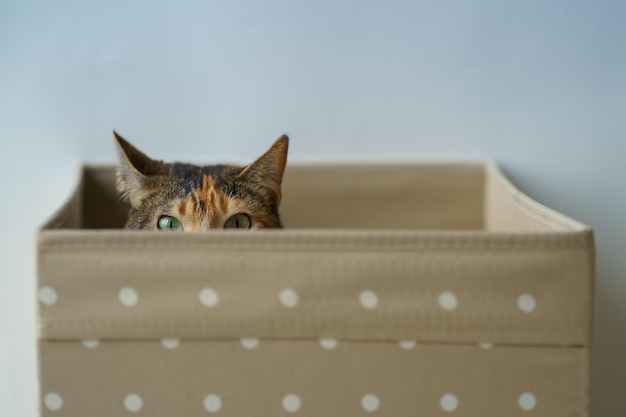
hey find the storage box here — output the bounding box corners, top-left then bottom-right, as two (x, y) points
(37, 162), (594, 416)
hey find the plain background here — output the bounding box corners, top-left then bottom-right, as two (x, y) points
(0, 1), (624, 415)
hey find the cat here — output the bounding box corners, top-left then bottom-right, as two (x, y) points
(114, 131), (288, 230)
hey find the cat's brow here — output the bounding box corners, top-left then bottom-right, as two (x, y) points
(178, 201), (187, 216)
(190, 195), (204, 214)
(198, 175), (215, 208)
(192, 175), (232, 227)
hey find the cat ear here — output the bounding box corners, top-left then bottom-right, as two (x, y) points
(240, 135), (289, 204)
(113, 131), (163, 207)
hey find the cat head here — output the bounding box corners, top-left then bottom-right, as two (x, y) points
(114, 131), (288, 231)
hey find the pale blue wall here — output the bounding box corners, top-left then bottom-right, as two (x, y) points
(1, 1), (624, 415)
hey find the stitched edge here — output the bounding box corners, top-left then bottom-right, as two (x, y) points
(38, 230), (594, 253)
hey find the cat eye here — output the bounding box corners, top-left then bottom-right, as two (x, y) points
(224, 213), (251, 229)
(157, 216), (184, 231)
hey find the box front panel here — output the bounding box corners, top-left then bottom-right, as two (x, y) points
(39, 339), (587, 417)
(38, 232), (593, 346)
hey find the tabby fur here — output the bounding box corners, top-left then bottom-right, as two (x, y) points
(114, 131), (288, 230)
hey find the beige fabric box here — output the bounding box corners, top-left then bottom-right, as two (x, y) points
(37, 162), (594, 416)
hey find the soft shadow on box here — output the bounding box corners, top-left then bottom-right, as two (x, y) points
(36, 162), (593, 417)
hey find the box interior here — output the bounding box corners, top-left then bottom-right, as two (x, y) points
(45, 163), (583, 232)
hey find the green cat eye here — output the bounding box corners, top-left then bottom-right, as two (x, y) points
(224, 213), (251, 229)
(157, 216), (183, 231)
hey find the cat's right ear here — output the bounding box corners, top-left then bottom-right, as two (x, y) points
(113, 131), (162, 207)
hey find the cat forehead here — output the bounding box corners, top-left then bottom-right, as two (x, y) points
(162, 168), (263, 210)
(167, 163), (242, 182)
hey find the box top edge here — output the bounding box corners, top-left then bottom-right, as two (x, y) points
(38, 228), (594, 253)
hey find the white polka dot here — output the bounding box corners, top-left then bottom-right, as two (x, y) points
(161, 338), (180, 349)
(203, 394), (222, 412)
(438, 291), (458, 311)
(199, 287), (219, 308)
(82, 339), (100, 349)
(518, 392), (537, 411)
(119, 287), (138, 307)
(361, 394), (380, 412)
(44, 392), (63, 411)
(39, 286), (58, 306)
(319, 338), (338, 349)
(479, 342), (493, 349)
(359, 290), (379, 310)
(124, 394), (143, 412)
(282, 394), (301, 412)
(241, 338), (259, 350)
(440, 393), (458, 412)
(279, 288), (299, 308)
(399, 340), (416, 350)
(518, 294), (536, 313)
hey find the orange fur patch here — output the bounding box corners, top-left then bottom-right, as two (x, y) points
(193, 175), (231, 228)
(178, 201), (187, 216)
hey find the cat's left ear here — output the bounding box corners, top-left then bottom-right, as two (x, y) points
(240, 135), (289, 204)
(113, 131), (164, 207)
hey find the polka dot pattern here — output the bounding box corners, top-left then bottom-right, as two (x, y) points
(39, 281), (549, 327)
(282, 394), (301, 412)
(240, 338), (259, 350)
(399, 340), (416, 350)
(124, 394), (143, 412)
(518, 392), (537, 411)
(319, 338), (338, 350)
(440, 393), (458, 412)
(37, 272), (568, 415)
(40, 388), (547, 413)
(279, 288), (299, 308)
(118, 287), (138, 307)
(359, 290), (379, 310)
(44, 392), (63, 411)
(161, 338), (180, 349)
(199, 288), (219, 308)
(82, 339), (100, 349)
(438, 291), (458, 311)
(39, 286), (58, 306)
(518, 294), (536, 313)
(204, 394), (222, 412)
(361, 394), (380, 412)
